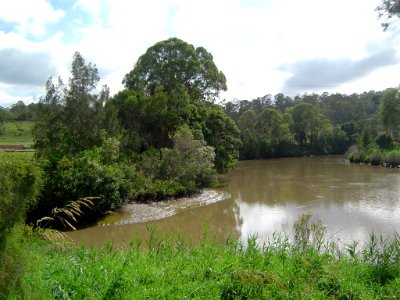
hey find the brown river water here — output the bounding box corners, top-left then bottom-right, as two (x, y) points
(67, 156), (400, 247)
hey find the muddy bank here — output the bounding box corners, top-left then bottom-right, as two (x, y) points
(98, 189), (231, 226)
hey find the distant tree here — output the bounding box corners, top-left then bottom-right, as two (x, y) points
(380, 88), (400, 137)
(290, 103), (327, 149)
(274, 93), (293, 112)
(0, 107), (7, 123)
(33, 77), (66, 159)
(238, 109), (258, 159)
(0, 117), (4, 135)
(34, 52), (109, 158)
(10, 101), (27, 120)
(221, 100), (240, 122)
(377, 0), (400, 30)
(251, 95), (273, 114)
(64, 52), (108, 153)
(238, 109), (257, 133)
(359, 127), (372, 150)
(255, 108), (286, 156)
(123, 38), (227, 102)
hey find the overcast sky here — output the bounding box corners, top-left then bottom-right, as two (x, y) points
(0, 0), (399, 107)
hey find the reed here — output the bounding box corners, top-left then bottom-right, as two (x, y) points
(10, 213), (400, 299)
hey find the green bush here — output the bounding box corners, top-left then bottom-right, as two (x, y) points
(348, 150), (366, 163)
(159, 125), (215, 191)
(368, 149), (384, 166)
(0, 154), (42, 298)
(0, 154), (42, 249)
(138, 179), (187, 200)
(36, 152), (141, 219)
(384, 149), (400, 167)
(135, 126), (216, 200)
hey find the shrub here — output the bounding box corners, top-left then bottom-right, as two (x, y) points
(0, 154), (42, 250)
(135, 126), (216, 199)
(0, 154), (42, 298)
(36, 153), (141, 219)
(160, 125), (215, 191)
(30, 132), (144, 224)
(369, 149), (384, 166)
(348, 150), (366, 163)
(384, 149), (400, 167)
(138, 179), (187, 200)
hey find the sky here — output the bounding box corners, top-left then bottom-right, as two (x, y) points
(0, 0), (399, 107)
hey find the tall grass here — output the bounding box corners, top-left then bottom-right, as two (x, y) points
(10, 214), (400, 299)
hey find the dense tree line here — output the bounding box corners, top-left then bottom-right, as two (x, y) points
(221, 90), (389, 159)
(0, 101), (38, 122)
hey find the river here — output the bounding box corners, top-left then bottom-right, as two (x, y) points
(67, 156), (400, 247)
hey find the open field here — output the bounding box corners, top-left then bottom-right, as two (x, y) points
(0, 121), (34, 147)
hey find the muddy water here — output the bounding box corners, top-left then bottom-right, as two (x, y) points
(67, 157), (400, 247)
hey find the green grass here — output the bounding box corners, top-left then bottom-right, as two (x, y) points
(4, 225), (399, 299)
(0, 121), (34, 146)
(0, 151), (34, 158)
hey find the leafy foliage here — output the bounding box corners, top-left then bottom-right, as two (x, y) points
(33, 52), (108, 159)
(123, 38), (227, 102)
(0, 154), (42, 250)
(222, 89), (392, 159)
(33, 143), (141, 219)
(380, 88), (400, 137)
(30, 48), (240, 226)
(0, 154), (42, 298)
(160, 125), (215, 190)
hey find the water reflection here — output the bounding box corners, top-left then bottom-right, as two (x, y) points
(68, 156), (400, 247)
(224, 157), (400, 246)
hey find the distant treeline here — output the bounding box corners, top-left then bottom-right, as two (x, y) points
(2, 88), (396, 161)
(0, 101), (38, 122)
(220, 90), (394, 159)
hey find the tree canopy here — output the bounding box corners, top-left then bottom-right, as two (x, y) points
(33, 52), (108, 159)
(380, 88), (400, 136)
(123, 38), (227, 102)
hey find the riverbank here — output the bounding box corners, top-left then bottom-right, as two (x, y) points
(349, 147), (400, 168)
(4, 223), (400, 299)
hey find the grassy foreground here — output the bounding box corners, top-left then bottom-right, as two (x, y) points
(4, 222), (400, 299)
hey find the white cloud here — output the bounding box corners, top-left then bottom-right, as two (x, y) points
(0, 0), (399, 106)
(0, 0), (64, 36)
